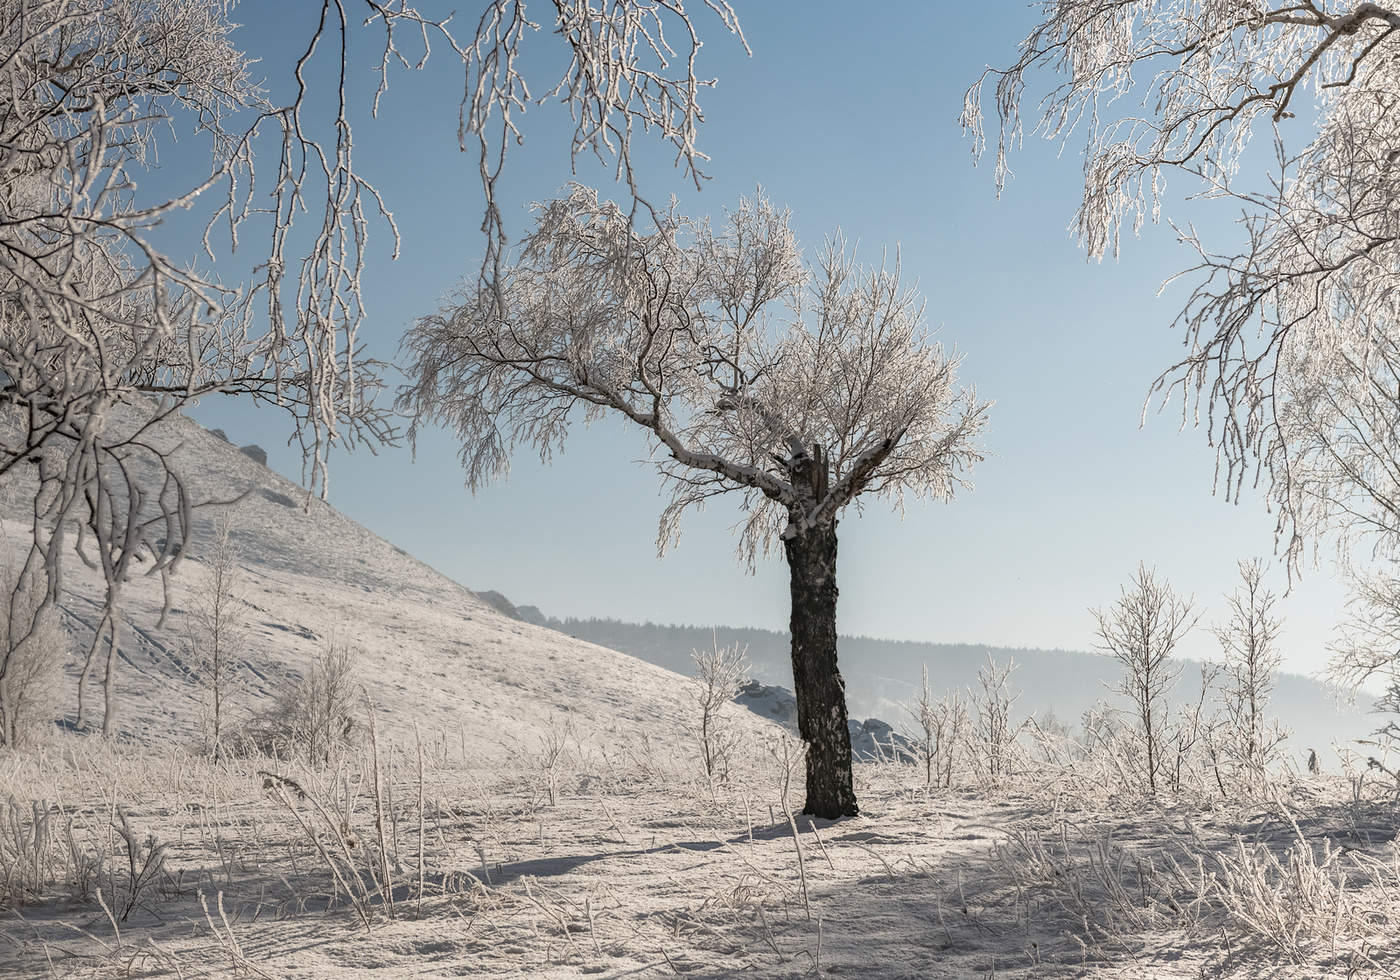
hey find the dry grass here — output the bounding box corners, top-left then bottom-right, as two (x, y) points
(0, 723), (1398, 978)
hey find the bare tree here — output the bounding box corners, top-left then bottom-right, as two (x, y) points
(969, 656), (1021, 786)
(965, 2), (1400, 572)
(186, 511), (247, 760)
(907, 665), (938, 789)
(0, 0), (743, 735)
(905, 667), (968, 790)
(1215, 559), (1288, 781)
(1093, 564), (1199, 793)
(690, 638), (748, 784)
(1270, 322), (1400, 566)
(399, 186), (990, 818)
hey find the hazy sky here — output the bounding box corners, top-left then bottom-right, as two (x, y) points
(191, 1), (1352, 676)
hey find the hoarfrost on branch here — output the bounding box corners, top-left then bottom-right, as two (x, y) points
(398, 185), (989, 565)
(965, 1), (1400, 571)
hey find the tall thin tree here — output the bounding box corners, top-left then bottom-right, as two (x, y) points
(1093, 564), (1199, 792)
(1215, 558), (1286, 779)
(187, 512), (247, 761)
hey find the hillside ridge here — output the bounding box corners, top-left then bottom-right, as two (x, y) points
(0, 410), (779, 755)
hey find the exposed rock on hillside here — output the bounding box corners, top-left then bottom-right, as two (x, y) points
(475, 590), (522, 620)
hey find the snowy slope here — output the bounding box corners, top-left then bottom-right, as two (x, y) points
(0, 410), (774, 756)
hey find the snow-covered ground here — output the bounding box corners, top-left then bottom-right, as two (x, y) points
(3, 413), (1399, 979)
(3, 734), (1398, 978)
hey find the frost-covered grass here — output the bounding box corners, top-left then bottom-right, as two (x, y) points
(2, 729), (1398, 978)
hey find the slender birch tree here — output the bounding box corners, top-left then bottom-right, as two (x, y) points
(187, 511), (246, 760)
(964, 1), (1400, 572)
(690, 638), (749, 783)
(399, 186), (989, 818)
(1093, 564), (1199, 793)
(1215, 558), (1287, 779)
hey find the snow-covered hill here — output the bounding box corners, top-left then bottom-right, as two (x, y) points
(0, 410), (775, 757)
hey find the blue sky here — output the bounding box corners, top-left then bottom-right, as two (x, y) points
(189, 1), (1350, 675)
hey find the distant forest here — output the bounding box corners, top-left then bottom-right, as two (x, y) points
(526, 613), (1378, 768)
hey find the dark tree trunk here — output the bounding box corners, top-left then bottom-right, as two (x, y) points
(783, 518), (858, 819)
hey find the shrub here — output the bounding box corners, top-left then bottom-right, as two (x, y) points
(689, 639), (749, 784)
(242, 640), (362, 764)
(969, 656), (1021, 785)
(905, 664), (967, 789)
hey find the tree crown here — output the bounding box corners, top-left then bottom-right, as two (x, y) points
(400, 186), (989, 563)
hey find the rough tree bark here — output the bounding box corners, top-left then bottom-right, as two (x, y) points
(784, 518), (858, 819)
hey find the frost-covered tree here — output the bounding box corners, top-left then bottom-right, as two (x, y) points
(965, 1), (1400, 571)
(690, 638), (748, 784)
(399, 187), (989, 818)
(0, 0), (742, 734)
(1093, 564), (1199, 792)
(187, 512), (246, 760)
(1271, 318), (1400, 564)
(1214, 559), (1287, 779)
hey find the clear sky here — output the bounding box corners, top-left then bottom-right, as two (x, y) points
(189, 1), (1352, 676)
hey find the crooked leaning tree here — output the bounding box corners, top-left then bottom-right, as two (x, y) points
(400, 187), (988, 818)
